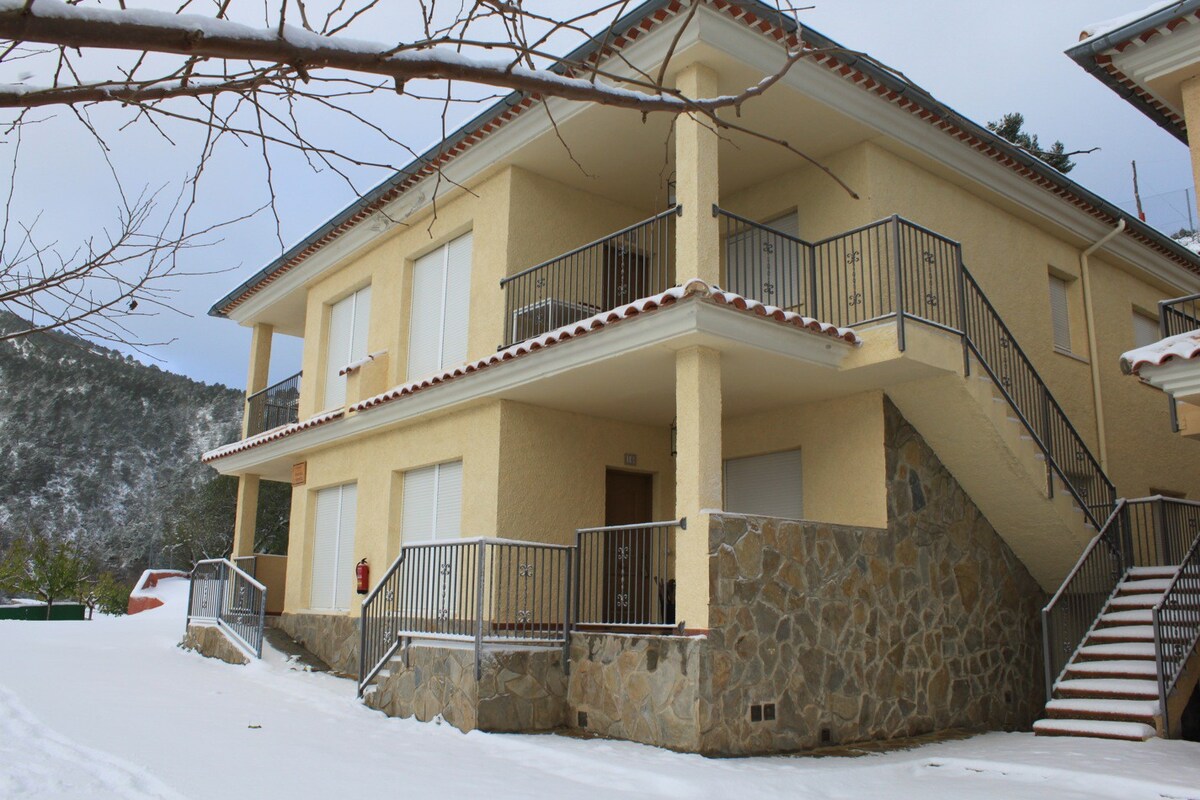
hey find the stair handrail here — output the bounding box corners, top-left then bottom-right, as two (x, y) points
(358, 550), (407, 696)
(187, 557), (268, 659)
(1040, 499), (1128, 702)
(1152, 526), (1200, 736)
(959, 268), (1116, 530)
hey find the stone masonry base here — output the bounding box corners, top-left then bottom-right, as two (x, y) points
(275, 612), (360, 676)
(181, 623), (250, 666)
(363, 643), (567, 733)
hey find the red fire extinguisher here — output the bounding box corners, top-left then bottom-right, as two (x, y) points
(355, 558), (369, 595)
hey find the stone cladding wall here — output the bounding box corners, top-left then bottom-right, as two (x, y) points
(363, 644), (567, 733)
(181, 624), (249, 666)
(276, 612), (360, 676)
(696, 398), (1045, 753)
(567, 632), (704, 750)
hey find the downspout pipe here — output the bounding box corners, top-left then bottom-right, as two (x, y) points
(1080, 219), (1126, 473)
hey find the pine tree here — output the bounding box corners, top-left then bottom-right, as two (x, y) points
(987, 112), (1079, 174)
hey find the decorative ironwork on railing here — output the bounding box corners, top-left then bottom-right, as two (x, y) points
(246, 371), (302, 437)
(498, 207), (679, 347)
(575, 520), (684, 630)
(186, 558), (267, 658)
(714, 207), (1115, 530)
(1042, 496), (1200, 703)
(1154, 529), (1200, 737)
(358, 538), (573, 695)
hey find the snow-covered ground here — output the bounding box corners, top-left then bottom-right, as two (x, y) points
(1, 580), (1198, 800)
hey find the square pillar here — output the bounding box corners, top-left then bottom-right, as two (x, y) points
(674, 345), (722, 631)
(242, 323), (274, 437)
(675, 63), (721, 287)
(1182, 76), (1200, 227)
(231, 474), (260, 558)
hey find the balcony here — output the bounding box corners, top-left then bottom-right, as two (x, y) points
(245, 371), (301, 437)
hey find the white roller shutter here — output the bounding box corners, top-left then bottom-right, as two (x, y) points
(401, 460), (463, 544)
(323, 286), (371, 410)
(724, 449), (804, 520)
(1132, 311), (1160, 349)
(334, 483), (358, 610)
(401, 464), (437, 543)
(407, 232), (473, 381)
(1049, 275), (1071, 352)
(311, 483), (357, 610)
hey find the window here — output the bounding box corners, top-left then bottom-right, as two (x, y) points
(1048, 275), (1071, 353)
(323, 285), (372, 410)
(409, 232), (473, 381)
(401, 460), (463, 543)
(724, 449), (803, 520)
(310, 483), (358, 610)
(1132, 310), (1161, 349)
(725, 212), (802, 311)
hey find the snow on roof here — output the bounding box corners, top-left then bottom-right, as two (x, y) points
(1120, 328), (1200, 374)
(203, 279), (858, 462)
(1079, 1), (1185, 42)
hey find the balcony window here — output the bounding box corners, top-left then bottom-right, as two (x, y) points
(324, 285), (372, 409)
(409, 232), (473, 380)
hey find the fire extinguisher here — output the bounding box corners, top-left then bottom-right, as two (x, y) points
(355, 558), (369, 595)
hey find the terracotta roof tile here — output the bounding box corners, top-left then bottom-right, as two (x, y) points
(1121, 330), (1200, 375)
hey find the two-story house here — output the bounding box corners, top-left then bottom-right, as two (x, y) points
(196, 0), (1200, 753)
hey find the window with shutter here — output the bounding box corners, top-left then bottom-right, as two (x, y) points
(401, 460), (464, 543)
(323, 285), (372, 410)
(1048, 275), (1071, 353)
(724, 449), (803, 520)
(409, 232), (474, 381)
(310, 483), (358, 610)
(1132, 311), (1161, 349)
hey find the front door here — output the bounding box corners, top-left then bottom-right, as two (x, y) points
(604, 469), (655, 624)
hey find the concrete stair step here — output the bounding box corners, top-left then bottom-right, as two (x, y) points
(1076, 642), (1157, 661)
(1119, 579), (1174, 595)
(1098, 609), (1154, 626)
(1065, 659), (1158, 679)
(1088, 625), (1155, 643)
(1033, 718), (1156, 741)
(1128, 566), (1180, 579)
(1054, 678), (1160, 700)
(1045, 697), (1159, 722)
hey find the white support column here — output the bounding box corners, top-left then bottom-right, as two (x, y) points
(242, 323), (274, 438)
(231, 474), (261, 559)
(674, 345), (722, 631)
(675, 63), (721, 287)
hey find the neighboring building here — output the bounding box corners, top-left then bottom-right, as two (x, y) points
(199, 0), (1200, 752)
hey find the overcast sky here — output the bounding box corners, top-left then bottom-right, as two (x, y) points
(2, 0), (1192, 390)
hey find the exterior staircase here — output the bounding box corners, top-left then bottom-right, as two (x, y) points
(1034, 567), (1179, 741)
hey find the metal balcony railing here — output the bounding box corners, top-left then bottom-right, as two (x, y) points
(358, 538), (573, 694)
(574, 520), (684, 630)
(1158, 293), (1200, 432)
(245, 371), (301, 437)
(714, 207), (1116, 531)
(498, 207), (679, 347)
(186, 558), (267, 658)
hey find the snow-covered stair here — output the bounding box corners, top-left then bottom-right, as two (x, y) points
(1034, 566), (1180, 741)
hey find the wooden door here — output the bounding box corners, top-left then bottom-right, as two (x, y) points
(604, 470), (654, 624)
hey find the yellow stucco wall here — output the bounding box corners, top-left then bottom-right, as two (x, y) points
(723, 392), (889, 529)
(495, 401), (675, 546)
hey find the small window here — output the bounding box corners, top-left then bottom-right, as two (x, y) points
(1132, 311), (1161, 349)
(401, 460), (463, 543)
(724, 449), (803, 520)
(1048, 275), (1071, 352)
